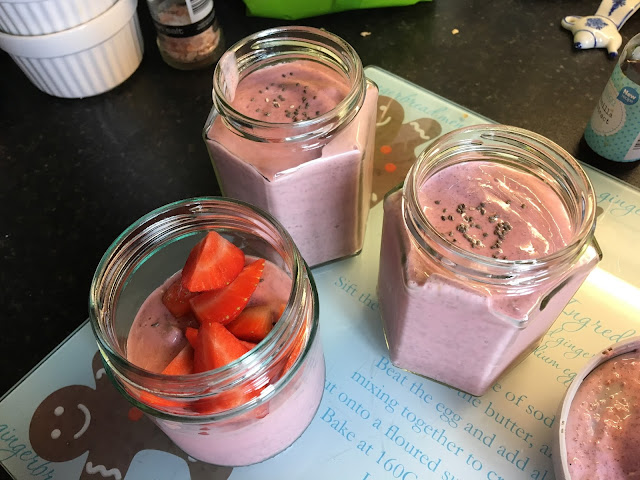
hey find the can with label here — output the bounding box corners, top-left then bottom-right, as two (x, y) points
(584, 33), (640, 162)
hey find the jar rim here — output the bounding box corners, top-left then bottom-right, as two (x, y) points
(208, 25), (366, 143)
(403, 124), (598, 283)
(89, 196), (319, 422)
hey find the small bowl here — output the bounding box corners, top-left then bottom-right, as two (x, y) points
(0, 0), (117, 36)
(553, 336), (640, 479)
(0, 0), (143, 98)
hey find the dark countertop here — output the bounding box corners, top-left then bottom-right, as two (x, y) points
(1, 0), (639, 397)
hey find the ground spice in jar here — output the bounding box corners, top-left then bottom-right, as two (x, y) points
(147, 0), (224, 70)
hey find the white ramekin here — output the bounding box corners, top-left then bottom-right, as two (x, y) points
(0, 0), (117, 36)
(553, 336), (640, 480)
(0, 0), (143, 98)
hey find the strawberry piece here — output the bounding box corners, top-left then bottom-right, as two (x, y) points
(181, 231), (245, 292)
(190, 259), (265, 326)
(196, 389), (261, 415)
(240, 340), (257, 350)
(139, 390), (179, 410)
(226, 305), (274, 343)
(193, 322), (249, 372)
(282, 326), (307, 375)
(162, 343), (194, 375)
(192, 322), (255, 413)
(253, 402), (270, 419)
(162, 278), (199, 317)
(185, 326), (199, 349)
(138, 343), (194, 409)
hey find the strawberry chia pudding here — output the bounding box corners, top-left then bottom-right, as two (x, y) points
(377, 126), (601, 395)
(90, 198), (324, 466)
(564, 347), (640, 479)
(204, 26), (378, 267)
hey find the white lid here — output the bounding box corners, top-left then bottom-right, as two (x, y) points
(0, 0), (137, 58)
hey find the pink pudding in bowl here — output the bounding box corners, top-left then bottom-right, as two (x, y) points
(203, 26), (378, 267)
(89, 197), (324, 466)
(554, 338), (640, 480)
(377, 125), (601, 396)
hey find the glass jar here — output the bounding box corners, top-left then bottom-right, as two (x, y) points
(89, 197), (324, 466)
(584, 32), (640, 162)
(555, 337), (640, 479)
(146, 0), (224, 70)
(378, 125), (601, 396)
(203, 26), (379, 267)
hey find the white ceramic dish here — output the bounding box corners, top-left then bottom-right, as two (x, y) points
(0, 0), (117, 36)
(553, 336), (640, 480)
(0, 0), (143, 98)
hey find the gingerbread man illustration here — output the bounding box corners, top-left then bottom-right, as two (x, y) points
(29, 352), (233, 480)
(371, 95), (442, 205)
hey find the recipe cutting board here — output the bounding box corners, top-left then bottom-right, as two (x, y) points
(2, 66), (639, 480)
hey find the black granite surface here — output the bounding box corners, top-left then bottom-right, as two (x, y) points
(1, 0), (639, 398)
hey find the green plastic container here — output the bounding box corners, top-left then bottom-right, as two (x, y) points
(242, 0), (430, 20)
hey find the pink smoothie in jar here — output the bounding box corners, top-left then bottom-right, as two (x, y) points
(553, 338), (640, 480)
(203, 26), (378, 267)
(564, 348), (640, 479)
(90, 198), (324, 466)
(377, 125), (601, 396)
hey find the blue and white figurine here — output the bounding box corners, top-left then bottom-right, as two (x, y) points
(562, 0), (640, 58)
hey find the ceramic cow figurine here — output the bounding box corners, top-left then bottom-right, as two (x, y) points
(562, 0), (640, 57)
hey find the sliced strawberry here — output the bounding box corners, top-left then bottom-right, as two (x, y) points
(240, 340), (257, 350)
(181, 231), (245, 292)
(196, 389), (262, 415)
(138, 390), (179, 410)
(185, 326), (199, 349)
(193, 322), (249, 372)
(162, 343), (194, 375)
(282, 326), (307, 375)
(138, 343), (194, 409)
(192, 322), (255, 413)
(226, 305), (274, 343)
(162, 278), (199, 317)
(190, 259), (266, 326)
(253, 403), (270, 419)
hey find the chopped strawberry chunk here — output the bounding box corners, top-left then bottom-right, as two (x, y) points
(185, 326), (199, 349)
(138, 343), (194, 409)
(162, 278), (199, 317)
(139, 390), (181, 410)
(240, 340), (257, 350)
(162, 343), (194, 375)
(181, 231), (245, 292)
(192, 322), (255, 413)
(282, 326), (307, 375)
(190, 259), (265, 326)
(193, 322), (249, 372)
(226, 305), (274, 343)
(196, 389), (261, 415)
